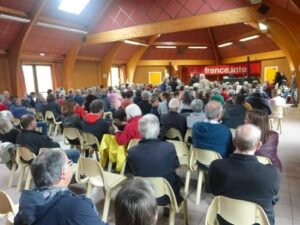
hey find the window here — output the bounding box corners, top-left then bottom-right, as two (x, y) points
(110, 67), (120, 87)
(22, 65), (53, 96)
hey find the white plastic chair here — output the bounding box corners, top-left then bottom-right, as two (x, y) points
(269, 105), (285, 134)
(45, 111), (62, 137)
(164, 128), (183, 141)
(82, 132), (100, 161)
(190, 147), (222, 205)
(76, 157), (127, 223)
(0, 190), (18, 225)
(205, 195), (270, 225)
(120, 138), (140, 175)
(141, 177), (189, 225)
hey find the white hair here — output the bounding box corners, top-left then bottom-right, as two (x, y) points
(125, 104), (142, 119)
(199, 73), (206, 79)
(138, 114), (160, 139)
(168, 98), (180, 111)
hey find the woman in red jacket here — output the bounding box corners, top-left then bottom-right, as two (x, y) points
(114, 104), (142, 145)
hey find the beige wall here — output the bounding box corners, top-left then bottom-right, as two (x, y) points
(261, 58), (292, 82)
(0, 56), (11, 93)
(134, 66), (165, 84)
(72, 60), (101, 88)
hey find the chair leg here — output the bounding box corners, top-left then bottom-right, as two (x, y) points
(196, 170), (203, 205)
(183, 199), (189, 225)
(279, 119), (282, 134)
(86, 183), (93, 198)
(53, 124), (59, 138)
(184, 170), (191, 195)
(8, 163), (17, 187)
(102, 190), (111, 223)
(48, 124), (53, 136)
(25, 170), (32, 190)
(107, 162), (112, 172)
(168, 208), (176, 225)
(17, 165), (26, 191)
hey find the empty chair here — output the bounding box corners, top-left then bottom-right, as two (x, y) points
(167, 140), (191, 194)
(45, 110), (62, 137)
(82, 132), (100, 161)
(205, 195), (270, 225)
(0, 190), (18, 225)
(16, 146), (36, 191)
(63, 127), (84, 152)
(75, 157), (127, 223)
(190, 147), (222, 205)
(269, 105), (285, 134)
(141, 177), (189, 225)
(164, 128), (183, 141)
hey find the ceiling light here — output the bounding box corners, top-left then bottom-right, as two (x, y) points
(156, 46), (176, 49)
(36, 22), (88, 34)
(217, 42), (233, 48)
(188, 46), (207, 49)
(124, 40), (149, 47)
(0, 14), (30, 23)
(259, 22), (268, 33)
(58, 0), (90, 15)
(239, 34), (260, 42)
(40, 53), (45, 56)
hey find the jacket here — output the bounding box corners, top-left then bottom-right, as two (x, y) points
(16, 130), (60, 155)
(160, 111), (187, 140)
(82, 113), (110, 141)
(14, 187), (106, 225)
(115, 115), (142, 145)
(221, 103), (247, 129)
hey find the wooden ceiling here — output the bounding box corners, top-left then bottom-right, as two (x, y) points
(0, 0), (299, 63)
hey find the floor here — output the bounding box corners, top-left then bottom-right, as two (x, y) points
(0, 105), (300, 225)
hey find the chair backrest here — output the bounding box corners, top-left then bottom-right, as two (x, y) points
(12, 118), (20, 127)
(164, 128), (183, 141)
(230, 128), (236, 137)
(45, 111), (57, 123)
(82, 132), (99, 149)
(103, 112), (113, 119)
(140, 177), (180, 211)
(256, 155), (272, 165)
(205, 195), (270, 225)
(36, 112), (44, 121)
(76, 157), (106, 187)
(184, 128), (192, 144)
(63, 127), (83, 146)
(127, 139), (140, 150)
(0, 190), (16, 215)
(28, 108), (37, 115)
(190, 147), (222, 171)
(167, 140), (189, 167)
(16, 146), (36, 164)
(270, 105), (285, 118)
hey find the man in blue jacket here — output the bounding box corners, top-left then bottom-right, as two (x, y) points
(14, 149), (107, 225)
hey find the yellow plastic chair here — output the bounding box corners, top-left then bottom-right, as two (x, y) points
(120, 138), (140, 175)
(205, 195), (270, 225)
(256, 155), (272, 165)
(45, 110), (62, 137)
(63, 127), (84, 153)
(164, 128), (183, 141)
(76, 157), (127, 223)
(0, 190), (18, 225)
(167, 140), (191, 195)
(269, 105), (285, 134)
(82, 132), (100, 161)
(16, 146), (36, 191)
(141, 177), (189, 225)
(190, 147), (222, 205)
(184, 128), (192, 146)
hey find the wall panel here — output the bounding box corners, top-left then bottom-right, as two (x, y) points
(72, 61), (101, 89)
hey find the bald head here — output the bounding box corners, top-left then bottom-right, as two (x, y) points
(235, 124), (261, 153)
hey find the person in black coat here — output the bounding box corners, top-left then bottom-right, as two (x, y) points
(137, 91), (152, 115)
(45, 93), (62, 121)
(209, 124), (280, 225)
(247, 86), (271, 115)
(127, 114), (183, 206)
(160, 98), (187, 139)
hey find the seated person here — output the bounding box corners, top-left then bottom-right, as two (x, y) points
(14, 149), (106, 225)
(121, 89), (134, 109)
(150, 96), (160, 120)
(114, 104), (142, 145)
(186, 99), (206, 128)
(16, 114), (79, 163)
(82, 99), (110, 142)
(247, 86), (272, 115)
(137, 91), (152, 115)
(127, 114), (183, 205)
(113, 108), (127, 131)
(209, 124), (280, 225)
(0, 94), (8, 111)
(192, 100), (233, 158)
(160, 98), (187, 139)
(0, 111), (19, 144)
(115, 178), (157, 225)
(45, 93), (62, 121)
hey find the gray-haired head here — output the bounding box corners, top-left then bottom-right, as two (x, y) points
(115, 178), (157, 225)
(0, 110), (14, 122)
(30, 149), (66, 188)
(0, 94), (4, 103)
(235, 124), (261, 152)
(125, 104), (142, 119)
(205, 100), (223, 120)
(199, 73), (206, 80)
(0, 116), (13, 134)
(168, 98), (180, 111)
(138, 114), (160, 139)
(191, 99), (204, 113)
(141, 91), (151, 101)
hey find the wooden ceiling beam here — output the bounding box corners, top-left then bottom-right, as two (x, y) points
(0, 6), (29, 18)
(290, 0), (300, 11)
(85, 6), (265, 45)
(207, 27), (220, 64)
